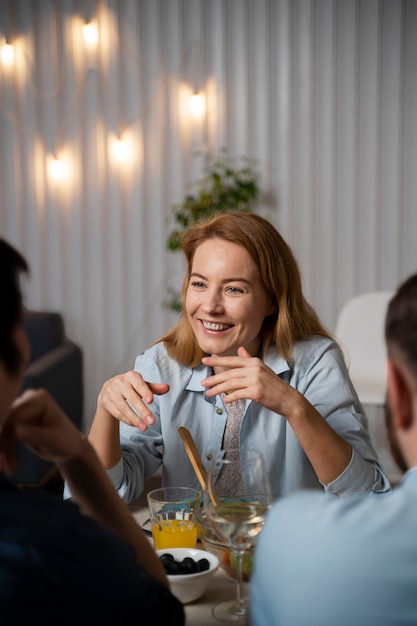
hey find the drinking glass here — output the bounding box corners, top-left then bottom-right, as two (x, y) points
(147, 486), (201, 550)
(204, 449), (272, 624)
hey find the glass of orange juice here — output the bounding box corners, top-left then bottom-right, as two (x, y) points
(147, 487), (201, 550)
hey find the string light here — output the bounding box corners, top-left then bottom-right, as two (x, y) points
(47, 155), (70, 183)
(113, 139), (128, 161)
(189, 91), (206, 118)
(1, 13), (210, 195)
(0, 42), (15, 66)
(48, 158), (64, 181)
(110, 135), (134, 164)
(82, 22), (99, 46)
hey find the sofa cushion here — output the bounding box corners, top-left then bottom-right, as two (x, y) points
(22, 311), (65, 364)
(11, 310), (83, 486)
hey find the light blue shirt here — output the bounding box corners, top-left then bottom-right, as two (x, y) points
(251, 467), (417, 626)
(106, 335), (390, 503)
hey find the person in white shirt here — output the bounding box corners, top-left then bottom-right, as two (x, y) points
(251, 273), (417, 626)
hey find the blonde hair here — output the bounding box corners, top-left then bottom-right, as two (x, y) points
(156, 212), (331, 366)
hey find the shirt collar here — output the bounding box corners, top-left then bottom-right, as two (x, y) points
(263, 348), (290, 375)
(186, 363), (213, 392)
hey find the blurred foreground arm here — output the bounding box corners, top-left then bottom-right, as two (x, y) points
(1, 389), (168, 588)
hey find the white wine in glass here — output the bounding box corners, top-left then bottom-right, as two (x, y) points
(204, 448), (272, 624)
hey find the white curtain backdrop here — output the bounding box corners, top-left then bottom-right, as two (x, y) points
(1, 0), (416, 442)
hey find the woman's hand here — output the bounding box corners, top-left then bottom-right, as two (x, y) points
(201, 346), (304, 419)
(97, 371), (170, 431)
(202, 347), (352, 485)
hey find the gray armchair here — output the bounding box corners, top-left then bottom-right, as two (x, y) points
(9, 310), (84, 487)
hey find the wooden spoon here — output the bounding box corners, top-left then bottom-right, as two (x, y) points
(178, 426), (207, 491)
(178, 426), (219, 506)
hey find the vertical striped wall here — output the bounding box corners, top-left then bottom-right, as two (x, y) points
(1, 0), (416, 428)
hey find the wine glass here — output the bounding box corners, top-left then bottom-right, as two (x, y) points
(204, 448), (272, 624)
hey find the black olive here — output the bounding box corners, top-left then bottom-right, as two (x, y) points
(159, 553), (175, 563)
(181, 557), (199, 573)
(159, 553), (211, 576)
(197, 558), (210, 572)
(164, 559), (182, 575)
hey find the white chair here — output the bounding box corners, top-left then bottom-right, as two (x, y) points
(334, 291), (393, 406)
(335, 290), (404, 484)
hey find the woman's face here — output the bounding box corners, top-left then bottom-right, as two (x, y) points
(185, 238), (275, 357)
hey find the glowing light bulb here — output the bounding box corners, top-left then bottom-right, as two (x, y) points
(111, 135), (134, 165)
(1, 43), (15, 66)
(82, 22), (99, 46)
(48, 158), (65, 182)
(189, 92), (206, 118)
(113, 140), (128, 161)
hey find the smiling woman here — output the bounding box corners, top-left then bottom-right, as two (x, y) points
(85, 212), (390, 505)
(185, 238), (275, 360)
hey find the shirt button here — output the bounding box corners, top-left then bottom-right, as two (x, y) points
(216, 408), (223, 415)
(206, 453), (213, 460)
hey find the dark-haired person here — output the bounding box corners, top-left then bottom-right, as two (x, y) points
(251, 273), (417, 626)
(0, 238), (184, 625)
(88, 212), (390, 502)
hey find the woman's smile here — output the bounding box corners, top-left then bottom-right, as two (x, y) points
(200, 320), (234, 332)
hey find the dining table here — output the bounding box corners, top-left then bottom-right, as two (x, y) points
(129, 482), (251, 626)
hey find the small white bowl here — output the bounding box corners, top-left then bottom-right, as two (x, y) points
(157, 547), (220, 604)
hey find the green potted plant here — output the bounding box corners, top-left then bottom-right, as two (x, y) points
(165, 150), (261, 312)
